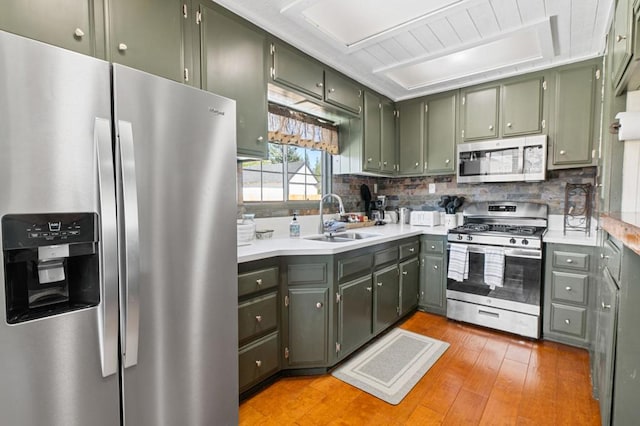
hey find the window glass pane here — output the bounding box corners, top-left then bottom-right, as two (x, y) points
(263, 172), (284, 201)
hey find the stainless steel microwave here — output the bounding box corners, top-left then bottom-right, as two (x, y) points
(457, 135), (547, 183)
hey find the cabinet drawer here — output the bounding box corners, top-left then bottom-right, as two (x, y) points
(338, 253), (372, 282)
(374, 246), (398, 267)
(399, 240), (420, 259)
(239, 331), (279, 391)
(603, 238), (621, 282)
(288, 262), (328, 285)
(238, 266), (279, 297)
(238, 292), (278, 344)
(550, 303), (587, 338)
(553, 251), (589, 271)
(423, 239), (444, 254)
(551, 271), (588, 305)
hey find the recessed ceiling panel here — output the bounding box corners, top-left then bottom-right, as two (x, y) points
(299, 0), (461, 47)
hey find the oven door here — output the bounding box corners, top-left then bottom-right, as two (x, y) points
(446, 244), (542, 312)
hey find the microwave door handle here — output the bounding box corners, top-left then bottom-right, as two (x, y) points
(116, 120), (141, 369)
(95, 118), (119, 378)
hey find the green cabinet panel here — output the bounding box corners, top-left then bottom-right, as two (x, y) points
(397, 100), (424, 175)
(199, 3), (268, 158)
(461, 86), (499, 141)
(238, 331), (279, 392)
(338, 276), (373, 357)
(380, 98), (396, 174)
(271, 42), (324, 100)
(238, 292), (278, 345)
(373, 265), (399, 334)
(0, 0), (105, 57)
(425, 92), (456, 174)
(399, 257), (419, 316)
(363, 91), (382, 172)
(337, 252), (372, 283)
(549, 61), (599, 169)
(324, 70), (362, 114)
(419, 236), (447, 316)
(501, 77), (543, 136)
(611, 0), (634, 87)
(287, 287), (329, 366)
(109, 0), (184, 82)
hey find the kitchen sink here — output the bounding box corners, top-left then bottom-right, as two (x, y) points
(304, 232), (382, 243)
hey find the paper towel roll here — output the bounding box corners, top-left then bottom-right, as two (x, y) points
(615, 112), (640, 141)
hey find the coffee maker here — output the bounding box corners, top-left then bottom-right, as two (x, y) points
(372, 196), (387, 222)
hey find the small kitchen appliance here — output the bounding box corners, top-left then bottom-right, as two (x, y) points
(446, 201), (548, 338)
(410, 211), (441, 226)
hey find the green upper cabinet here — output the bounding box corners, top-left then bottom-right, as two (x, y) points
(461, 86), (499, 141)
(425, 92), (456, 174)
(0, 0), (106, 58)
(270, 42), (324, 100)
(548, 60), (601, 169)
(611, 0), (634, 88)
(324, 70), (362, 114)
(362, 91), (396, 174)
(397, 99), (425, 175)
(197, 2), (268, 158)
(501, 77), (544, 137)
(108, 0), (185, 82)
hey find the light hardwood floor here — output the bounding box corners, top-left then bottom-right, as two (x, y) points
(239, 311), (600, 425)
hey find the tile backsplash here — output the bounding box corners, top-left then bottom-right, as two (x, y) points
(240, 166), (596, 217)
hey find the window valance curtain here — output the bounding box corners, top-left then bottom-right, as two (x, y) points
(268, 103), (339, 155)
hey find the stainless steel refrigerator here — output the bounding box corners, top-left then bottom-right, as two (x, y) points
(0, 30), (238, 425)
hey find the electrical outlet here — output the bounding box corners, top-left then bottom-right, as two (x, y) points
(373, 183), (378, 193)
(429, 183), (436, 194)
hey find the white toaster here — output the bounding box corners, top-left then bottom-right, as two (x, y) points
(410, 211), (441, 226)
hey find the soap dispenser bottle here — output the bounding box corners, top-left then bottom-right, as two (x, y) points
(289, 213), (300, 238)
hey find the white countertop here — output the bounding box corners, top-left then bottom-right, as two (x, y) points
(238, 223), (448, 263)
(542, 229), (598, 247)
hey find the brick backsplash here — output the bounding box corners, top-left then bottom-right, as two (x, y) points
(239, 165), (597, 217)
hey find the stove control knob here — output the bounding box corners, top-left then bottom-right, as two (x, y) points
(521, 239), (529, 246)
(466, 235), (473, 241)
(457, 234), (463, 240)
(509, 238), (516, 244)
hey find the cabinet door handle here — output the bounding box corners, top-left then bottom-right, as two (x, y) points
(617, 34), (627, 42)
(118, 43), (128, 52)
(565, 286), (572, 291)
(316, 82), (323, 88)
(255, 360), (262, 368)
(367, 157), (372, 162)
(433, 265), (438, 270)
(489, 125), (494, 131)
(601, 302), (611, 310)
(74, 28), (85, 38)
(256, 278), (263, 286)
(316, 302), (323, 309)
(409, 248), (415, 252)
(566, 258), (573, 263)
(564, 319), (571, 325)
(415, 162), (420, 167)
(431, 245), (435, 249)
(506, 122), (512, 128)
(383, 161), (388, 166)
(255, 315), (262, 323)
(377, 282), (383, 287)
(402, 271), (408, 275)
(445, 159), (450, 164)
(366, 287), (372, 292)
(257, 136), (264, 143)
(329, 88), (335, 93)
(559, 150), (566, 155)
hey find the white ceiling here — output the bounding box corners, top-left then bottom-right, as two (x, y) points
(213, 0), (614, 101)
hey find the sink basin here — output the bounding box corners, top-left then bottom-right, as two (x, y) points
(304, 232), (382, 243)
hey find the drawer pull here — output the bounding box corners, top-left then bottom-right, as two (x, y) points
(409, 248), (415, 253)
(601, 302), (611, 310)
(255, 360), (262, 368)
(565, 286), (572, 291)
(256, 278), (263, 286)
(377, 282), (383, 287)
(433, 265), (438, 270)
(316, 302), (323, 309)
(366, 287), (372, 292)
(402, 271), (408, 275)
(566, 259), (574, 263)
(431, 245), (435, 249)
(255, 315), (262, 323)
(565, 319), (571, 325)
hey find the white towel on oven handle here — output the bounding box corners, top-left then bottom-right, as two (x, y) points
(484, 247), (505, 289)
(447, 243), (469, 282)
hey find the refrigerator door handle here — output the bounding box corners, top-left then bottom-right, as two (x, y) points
(95, 117), (119, 377)
(117, 120), (141, 368)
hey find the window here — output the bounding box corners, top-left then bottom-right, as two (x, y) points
(241, 143), (326, 202)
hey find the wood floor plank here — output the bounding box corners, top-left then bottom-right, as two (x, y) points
(239, 311), (600, 425)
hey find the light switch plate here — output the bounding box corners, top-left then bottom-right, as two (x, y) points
(429, 183), (436, 193)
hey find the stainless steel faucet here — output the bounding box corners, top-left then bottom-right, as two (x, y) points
(318, 193), (345, 234)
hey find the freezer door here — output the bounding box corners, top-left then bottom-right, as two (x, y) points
(113, 64), (239, 426)
(0, 32), (120, 425)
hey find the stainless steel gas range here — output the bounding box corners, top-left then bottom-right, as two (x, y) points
(445, 201), (548, 338)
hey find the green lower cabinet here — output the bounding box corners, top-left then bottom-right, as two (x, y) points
(239, 331), (279, 392)
(286, 287), (329, 367)
(373, 265), (400, 334)
(419, 236), (447, 316)
(400, 257), (420, 316)
(0, 0), (106, 58)
(337, 275), (373, 358)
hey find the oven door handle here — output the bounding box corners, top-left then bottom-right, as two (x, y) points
(448, 243), (541, 259)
